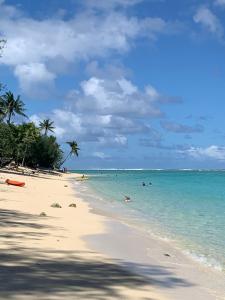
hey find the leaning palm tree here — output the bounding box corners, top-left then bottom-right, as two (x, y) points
(60, 141), (79, 167)
(39, 119), (55, 135)
(1, 91), (27, 124)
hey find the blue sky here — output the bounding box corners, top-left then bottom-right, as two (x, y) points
(1, 0), (225, 169)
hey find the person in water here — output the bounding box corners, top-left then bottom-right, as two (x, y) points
(142, 182), (146, 186)
(124, 196), (131, 202)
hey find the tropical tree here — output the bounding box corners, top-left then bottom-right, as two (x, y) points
(0, 98), (5, 122)
(1, 91), (27, 124)
(16, 123), (40, 166)
(0, 123), (15, 167)
(0, 39), (6, 121)
(28, 135), (63, 169)
(39, 118), (55, 135)
(60, 141), (79, 167)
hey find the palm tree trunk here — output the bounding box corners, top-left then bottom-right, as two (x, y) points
(59, 152), (71, 168)
(21, 144), (28, 167)
(7, 112), (12, 124)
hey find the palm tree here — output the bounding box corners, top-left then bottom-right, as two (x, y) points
(1, 91), (27, 124)
(39, 119), (55, 135)
(60, 141), (79, 167)
(0, 98), (5, 122)
(17, 123), (40, 167)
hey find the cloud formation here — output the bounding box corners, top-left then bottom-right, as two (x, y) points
(214, 0), (225, 6)
(29, 75), (179, 147)
(182, 145), (225, 160)
(0, 0), (172, 95)
(193, 7), (224, 39)
(14, 63), (55, 96)
(68, 77), (163, 117)
(84, 0), (142, 10)
(161, 121), (204, 133)
(92, 152), (111, 159)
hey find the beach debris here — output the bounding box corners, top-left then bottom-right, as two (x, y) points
(164, 253), (171, 257)
(64, 185), (68, 187)
(39, 212), (47, 217)
(124, 196), (131, 203)
(69, 203), (77, 208)
(51, 203), (62, 208)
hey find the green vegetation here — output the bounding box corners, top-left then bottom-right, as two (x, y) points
(39, 118), (55, 135)
(0, 91), (27, 124)
(0, 116), (65, 169)
(0, 94), (79, 169)
(59, 141), (79, 167)
(0, 92), (80, 169)
(0, 40), (79, 170)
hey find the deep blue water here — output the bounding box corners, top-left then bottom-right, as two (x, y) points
(73, 170), (225, 271)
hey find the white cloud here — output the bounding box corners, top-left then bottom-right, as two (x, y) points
(145, 85), (160, 101)
(0, 0), (19, 18)
(93, 152), (111, 159)
(117, 78), (138, 95)
(193, 7), (224, 38)
(0, 0), (171, 94)
(182, 145), (225, 160)
(214, 0), (225, 7)
(99, 135), (128, 147)
(29, 114), (42, 126)
(84, 0), (142, 10)
(29, 75), (175, 146)
(161, 121), (204, 133)
(85, 61), (130, 79)
(14, 63), (55, 96)
(71, 76), (162, 117)
(53, 126), (66, 138)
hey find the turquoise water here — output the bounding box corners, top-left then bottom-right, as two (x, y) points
(74, 170), (225, 272)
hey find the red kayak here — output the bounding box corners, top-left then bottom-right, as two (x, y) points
(5, 179), (25, 187)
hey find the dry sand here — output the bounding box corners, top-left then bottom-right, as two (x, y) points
(0, 170), (224, 300)
(0, 170), (166, 300)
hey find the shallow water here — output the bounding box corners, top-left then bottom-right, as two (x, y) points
(73, 170), (225, 272)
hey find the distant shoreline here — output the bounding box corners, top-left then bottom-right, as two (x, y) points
(73, 168), (225, 171)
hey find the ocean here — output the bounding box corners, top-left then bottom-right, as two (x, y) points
(73, 170), (225, 272)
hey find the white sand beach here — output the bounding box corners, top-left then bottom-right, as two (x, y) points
(0, 170), (224, 300)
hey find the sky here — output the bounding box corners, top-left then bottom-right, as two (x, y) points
(1, 0), (225, 169)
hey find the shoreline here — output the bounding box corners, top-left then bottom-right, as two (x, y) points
(75, 175), (225, 273)
(74, 174), (225, 300)
(0, 170), (166, 300)
(0, 170), (224, 299)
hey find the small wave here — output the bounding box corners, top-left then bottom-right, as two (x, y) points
(183, 250), (223, 272)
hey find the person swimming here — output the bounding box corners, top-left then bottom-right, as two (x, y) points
(142, 182), (146, 186)
(124, 195), (131, 202)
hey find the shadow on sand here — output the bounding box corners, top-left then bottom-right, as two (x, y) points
(0, 208), (194, 300)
